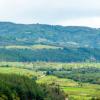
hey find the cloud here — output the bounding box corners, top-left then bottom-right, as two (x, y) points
(57, 17), (100, 28)
(0, 0), (100, 27)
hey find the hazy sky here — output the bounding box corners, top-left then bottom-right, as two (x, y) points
(0, 0), (100, 27)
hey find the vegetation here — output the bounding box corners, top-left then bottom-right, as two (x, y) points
(0, 73), (66, 100)
(3, 44), (62, 49)
(0, 22), (100, 48)
(0, 47), (100, 62)
(0, 22), (100, 62)
(0, 22), (100, 100)
(52, 67), (100, 84)
(0, 62), (100, 100)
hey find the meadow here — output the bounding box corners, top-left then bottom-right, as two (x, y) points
(0, 62), (100, 100)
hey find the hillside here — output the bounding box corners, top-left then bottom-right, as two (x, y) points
(0, 62), (100, 99)
(0, 22), (100, 62)
(0, 22), (100, 47)
(0, 73), (65, 100)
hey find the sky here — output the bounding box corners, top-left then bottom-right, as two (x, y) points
(0, 0), (100, 27)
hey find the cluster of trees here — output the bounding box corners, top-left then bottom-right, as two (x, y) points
(44, 67), (100, 84)
(0, 74), (65, 100)
(0, 47), (100, 62)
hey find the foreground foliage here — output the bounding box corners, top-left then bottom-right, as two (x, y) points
(0, 74), (65, 100)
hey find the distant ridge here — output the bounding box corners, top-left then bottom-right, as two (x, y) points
(0, 22), (100, 62)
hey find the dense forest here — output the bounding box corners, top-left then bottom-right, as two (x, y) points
(0, 47), (100, 62)
(0, 22), (100, 62)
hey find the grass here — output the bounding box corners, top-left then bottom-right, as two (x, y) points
(31, 44), (62, 49)
(0, 62), (100, 70)
(0, 44), (62, 50)
(0, 62), (100, 99)
(37, 75), (100, 99)
(37, 75), (78, 87)
(0, 67), (43, 78)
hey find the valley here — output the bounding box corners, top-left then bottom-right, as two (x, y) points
(0, 22), (100, 100)
(0, 62), (100, 100)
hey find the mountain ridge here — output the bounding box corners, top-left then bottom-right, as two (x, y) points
(0, 22), (100, 62)
(0, 21), (100, 48)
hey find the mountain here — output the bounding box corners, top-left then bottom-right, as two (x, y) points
(0, 22), (100, 62)
(0, 22), (100, 48)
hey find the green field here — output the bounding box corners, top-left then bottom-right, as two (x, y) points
(0, 44), (62, 50)
(37, 75), (100, 100)
(0, 62), (100, 100)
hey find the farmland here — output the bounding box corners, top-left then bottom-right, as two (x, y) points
(0, 62), (100, 100)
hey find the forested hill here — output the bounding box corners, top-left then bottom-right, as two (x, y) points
(0, 22), (100, 48)
(0, 22), (100, 62)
